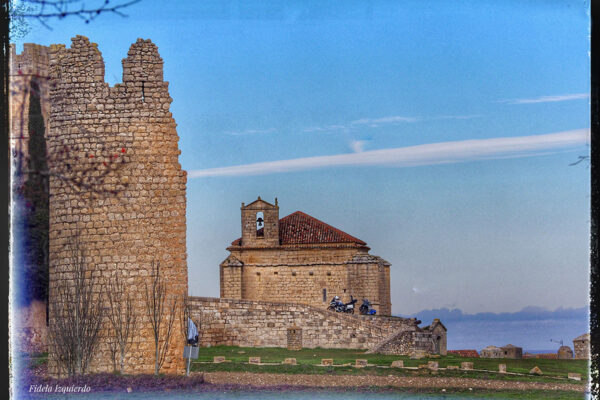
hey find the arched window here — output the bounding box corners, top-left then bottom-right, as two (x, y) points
(256, 212), (264, 237)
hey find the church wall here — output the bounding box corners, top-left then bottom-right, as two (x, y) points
(224, 246), (391, 314)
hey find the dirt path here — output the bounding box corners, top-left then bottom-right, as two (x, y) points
(202, 372), (587, 392)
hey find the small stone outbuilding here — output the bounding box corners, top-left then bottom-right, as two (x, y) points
(480, 344), (522, 359)
(573, 333), (590, 360)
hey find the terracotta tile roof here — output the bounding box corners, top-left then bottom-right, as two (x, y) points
(447, 350), (479, 358)
(231, 211), (367, 246)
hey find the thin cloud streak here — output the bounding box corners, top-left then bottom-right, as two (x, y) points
(188, 129), (589, 178)
(502, 93), (589, 104)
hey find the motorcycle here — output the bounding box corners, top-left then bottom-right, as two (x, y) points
(359, 298), (377, 315)
(328, 296), (343, 311)
(343, 296), (357, 314)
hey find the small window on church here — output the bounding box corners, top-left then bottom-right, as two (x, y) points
(256, 212), (264, 237)
(274, 271), (278, 275)
(309, 271), (314, 276)
(323, 288), (327, 302)
(292, 271), (296, 276)
(327, 271), (331, 276)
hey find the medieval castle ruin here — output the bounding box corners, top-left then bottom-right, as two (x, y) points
(11, 36), (447, 376)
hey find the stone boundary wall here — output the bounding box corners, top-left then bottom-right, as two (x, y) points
(188, 296), (416, 351)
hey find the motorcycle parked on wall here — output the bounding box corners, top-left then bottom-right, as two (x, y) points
(328, 296), (343, 311)
(344, 296), (357, 314)
(359, 298), (377, 315)
(327, 295), (357, 313)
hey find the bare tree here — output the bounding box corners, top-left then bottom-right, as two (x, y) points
(144, 260), (177, 375)
(47, 231), (104, 377)
(105, 270), (137, 374)
(10, 0), (141, 30)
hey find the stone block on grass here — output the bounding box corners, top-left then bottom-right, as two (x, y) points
(283, 358), (297, 365)
(498, 364), (506, 373)
(447, 365), (459, 370)
(249, 357), (261, 365)
(568, 373), (581, 381)
(213, 356), (226, 363)
(427, 361), (438, 371)
(355, 359), (368, 368)
(321, 359), (334, 366)
(529, 366), (543, 375)
(391, 360), (404, 368)
(461, 362), (473, 370)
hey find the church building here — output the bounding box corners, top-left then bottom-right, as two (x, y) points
(220, 197), (392, 315)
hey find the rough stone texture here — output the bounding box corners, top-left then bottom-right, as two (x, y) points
(529, 366), (543, 375)
(221, 198), (392, 315)
(286, 327), (302, 350)
(249, 357), (261, 365)
(189, 296), (443, 355)
(45, 36), (187, 376)
(573, 333), (590, 360)
(355, 359), (368, 367)
(321, 359), (333, 366)
(9, 43), (51, 168)
(498, 364), (506, 373)
(391, 360), (404, 368)
(283, 358), (296, 365)
(461, 362), (473, 370)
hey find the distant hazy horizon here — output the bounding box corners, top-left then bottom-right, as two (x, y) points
(402, 305), (589, 351)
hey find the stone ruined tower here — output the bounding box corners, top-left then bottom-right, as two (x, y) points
(240, 197), (279, 247)
(46, 36), (187, 375)
(9, 43), (51, 180)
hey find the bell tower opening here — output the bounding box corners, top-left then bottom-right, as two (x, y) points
(256, 212), (264, 237)
(240, 197), (280, 247)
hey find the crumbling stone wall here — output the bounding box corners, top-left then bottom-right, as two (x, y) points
(9, 43), (51, 163)
(573, 334), (590, 360)
(188, 296), (435, 355)
(46, 36), (187, 375)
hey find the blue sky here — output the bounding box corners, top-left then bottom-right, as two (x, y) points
(15, 0), (590, 314)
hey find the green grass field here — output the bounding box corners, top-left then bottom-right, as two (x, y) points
(190, 345), (589, 384)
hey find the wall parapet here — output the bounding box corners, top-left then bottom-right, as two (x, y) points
(188, 296), (436, 355)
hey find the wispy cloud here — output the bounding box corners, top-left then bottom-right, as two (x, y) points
(188, 129), (589, 178)
(224, 128), (276, 136)
(349, 140), (368, 153)
(501, 93), (589, 105)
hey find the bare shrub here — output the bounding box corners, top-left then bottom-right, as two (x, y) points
(47, 231), (104, 377)
(144, 260), (177, 375)
(105, 270), (137, 374)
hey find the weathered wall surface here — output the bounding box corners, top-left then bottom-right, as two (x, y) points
(46, 36), (187, 375)
(222, 246), (392, 315)
(573, 336), (590, 360)
(9, 43), (51, 163)
(189, 296), (419, 352)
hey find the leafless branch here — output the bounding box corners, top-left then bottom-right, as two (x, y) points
(144, 260), (177, 375)
(105, 270), (137, 374)
(47, 230), (104, 377)
(14, 0), (142, 29)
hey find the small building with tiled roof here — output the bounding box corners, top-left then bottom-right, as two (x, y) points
(220, 197), (392, 315)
